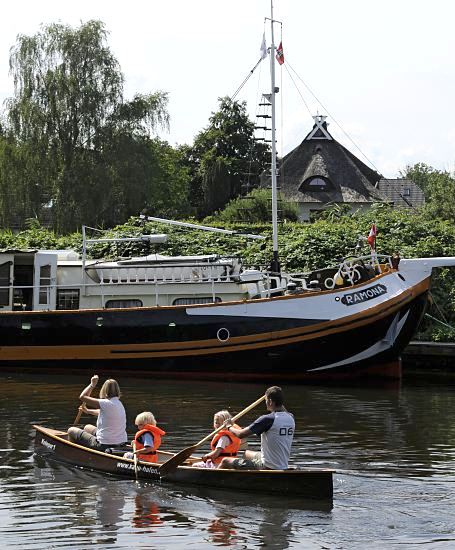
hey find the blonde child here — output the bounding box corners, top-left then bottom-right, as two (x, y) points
(124, 411), (166, 463)
(193, 410), (241, 469)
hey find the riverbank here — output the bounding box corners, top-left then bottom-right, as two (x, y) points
(402, 341), (455, 377)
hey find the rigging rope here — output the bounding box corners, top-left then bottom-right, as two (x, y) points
(245, 55), (265, 193)
(424, 313), (455, 331)
(283, 63), (312, 118)
(285, 59), (382, 175)
(279, 42), (285, 214)
(231, 57), (264, 101)
(429, 291), (450, 324)
(277, 23), (284, 197)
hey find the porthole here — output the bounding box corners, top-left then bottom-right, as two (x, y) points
(217, 328), (230, 342)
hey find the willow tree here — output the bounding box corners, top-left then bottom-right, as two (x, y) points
(5, 20), (169, 231)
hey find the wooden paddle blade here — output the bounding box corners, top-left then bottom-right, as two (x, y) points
(159, 445), (198, 477)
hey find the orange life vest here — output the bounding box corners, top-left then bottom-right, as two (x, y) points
(134, 424), (166, 463)
(210, 429), (241, 465)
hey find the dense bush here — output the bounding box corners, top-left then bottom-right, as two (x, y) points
(208, 188), (299, 224)
(1, 206), (454, 341)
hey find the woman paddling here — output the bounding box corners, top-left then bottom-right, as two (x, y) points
(68, 375), (127, 451)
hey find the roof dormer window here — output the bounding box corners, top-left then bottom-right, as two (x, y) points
(299, 176), (331, 192)
(308, 177), (326, 187)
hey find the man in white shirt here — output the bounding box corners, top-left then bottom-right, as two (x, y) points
(219, 386), (295, 470)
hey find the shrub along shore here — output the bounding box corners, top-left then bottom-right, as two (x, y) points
(1, 206), (454, 341)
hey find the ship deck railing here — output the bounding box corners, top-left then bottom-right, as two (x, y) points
(87, 263), (237, 285)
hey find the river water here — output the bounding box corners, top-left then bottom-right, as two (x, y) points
(1, 372), (455, 549)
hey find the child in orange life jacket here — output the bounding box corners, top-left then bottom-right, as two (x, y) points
(193, 410), (242, 469)
(123, 411), (165, 463)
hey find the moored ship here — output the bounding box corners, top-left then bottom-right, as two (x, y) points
(0, 231), (453, 381)
(1, 3), (453, 382)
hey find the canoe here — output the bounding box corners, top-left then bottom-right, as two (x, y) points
(34, 425), (334, 501)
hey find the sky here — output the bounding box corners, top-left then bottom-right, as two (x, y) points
(1, 0), (455, 177)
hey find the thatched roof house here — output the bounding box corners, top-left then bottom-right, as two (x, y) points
(262, 115), (424, 221)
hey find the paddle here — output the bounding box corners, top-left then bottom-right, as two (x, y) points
(72, 406), (84, 426)
(132, 441), (139, 480)
(159, 394), (266, 477)
(72, 375), (98, 426)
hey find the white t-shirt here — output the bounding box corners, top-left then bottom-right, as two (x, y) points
(248, 411), (295, 470)
(96, 397), (127, 445)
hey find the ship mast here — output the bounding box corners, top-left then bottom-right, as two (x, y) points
(269, 0), (280, 273)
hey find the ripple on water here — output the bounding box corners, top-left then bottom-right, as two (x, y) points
(1, 374), (455, 548)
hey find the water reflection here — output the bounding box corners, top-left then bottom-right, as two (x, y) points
(132, 492), (163, 529)
(96, 487), (124, 545)
(188, 485), (332, 548)
(207, 514), (238, 546)
(2, 372), (455, 548)
(257, 508), (293, 550)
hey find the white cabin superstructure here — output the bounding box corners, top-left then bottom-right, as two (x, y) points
(0, 241), (286, 313)
(0, 249), (62, 312)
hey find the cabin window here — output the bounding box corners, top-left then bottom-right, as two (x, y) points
(172, 297), (222, 306)
(57, 289), (80, 310)
(105, 299), (143, 309)
(39, 264), (51, 305)
(0, 261), (11, 306)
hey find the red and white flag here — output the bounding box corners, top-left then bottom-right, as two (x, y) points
(367, 223), (377, 249)
(276, 42), (284, 65)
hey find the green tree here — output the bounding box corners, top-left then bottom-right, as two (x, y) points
(187, 97), (270, 216)
(213, 188), (298, 223)
(402, 163), (455, 221)
(140, 139), (192, 219)
(3, 20), (169, 231)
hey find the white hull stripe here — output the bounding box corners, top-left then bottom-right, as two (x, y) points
(308, 310), (410, 372)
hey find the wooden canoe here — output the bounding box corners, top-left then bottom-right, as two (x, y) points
(34, 425), (334, 501)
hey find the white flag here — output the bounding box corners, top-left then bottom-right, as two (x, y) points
(260, 33), (267, 60)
